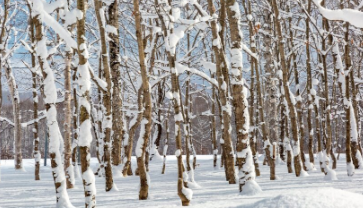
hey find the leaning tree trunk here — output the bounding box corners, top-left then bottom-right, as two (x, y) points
(287, 2), (307, 171)
(272, 0), (302, 177)
(169, 57), (191, 205)
(156, 0), (193, 203)
(122, 87), (143, 177)
(133, 0), (153, 200)
(33, 6), (74, 206)
(206, 0), (236, 184)
(77, 0), (96, 206)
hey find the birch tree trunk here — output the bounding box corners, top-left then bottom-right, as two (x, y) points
(33, 3), (74, 206)
(64, 51), (74, 188)
(162, 110), (170, 174)
(27, 11), (40, 179)
(206, 0), (236, 184)
(122, 88), (143, 177)
(271, 0), (303, 177)
(260, 1), (277, 179)
(211, 78), (218, 168)
(77, 0), (96, 206)
(287, 3), (307, 171)
(5, 64), (23, 170)
(71, 69), (79, 179)
(0, 5), (7, 157)
(305, 1), (315, 167)
(108, 0), (123, 167)
(226, 0), (260, 192)
(133, 0), (153, 199)
(344, 21), (355, 176)
(319, 0), (336, 177)
(2, 0), (23, 170)
(94, 0), (115, 191)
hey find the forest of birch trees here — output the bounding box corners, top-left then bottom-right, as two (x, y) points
(1, 0), (363, 207)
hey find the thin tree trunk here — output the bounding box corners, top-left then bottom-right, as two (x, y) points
(162, 110), (170, 174)
(31, 53), (40, 180)
(77, 0), (96, 206)
(33, 7), (73, 206)
(260, 0), (277, 178)
(122, 87), (143, 177)
(211, 78), (218, 168)
(5, 64), (23, 170)
(285, 115), (293, 173)
(320, 0), (335, 177)
(304, 1), (315, 167)
(344, 21), (354, 176)
(288, 4), (307, 170)
(108, 0), (123, 168)
(206, 0), (236, 184)
(94, 0), (114, 191)
(26, 9), (40, 180)
(71, 69), (80, 179)
(272, 0), (302, 176)
(64, 51), (75, 188)
(133, 0), (153, 199)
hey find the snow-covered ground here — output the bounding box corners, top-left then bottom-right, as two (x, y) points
(1, 154), (363, 208)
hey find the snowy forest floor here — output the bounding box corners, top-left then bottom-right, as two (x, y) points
(1, 154), (363, 208)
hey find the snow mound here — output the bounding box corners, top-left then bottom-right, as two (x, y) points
(324, 169), (337, 180)
(253, 188), (363, 208)
(299, 169), (309, 177)
(304, 160), (315, 171)
(241, 180), (262, 196)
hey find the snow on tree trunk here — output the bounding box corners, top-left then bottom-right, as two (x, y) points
(206, 0), (236, 184)
(156, 0), (193, 204)
(28, 13), (41, 179)
(162, 111), (170, 174)
(258, 1), (277, 179)
(122, 87), (143, 177)
(226, 0), (261, 194)
(133, 0), (153, 200)
(77, 0), (96, 206)
(71, 69), (80, 180)
(5, 64), (23, 170)
(271, 0), (303, 177)
(64, 51), (75, 188)
(243, 0), (260, 177)
(94, 0), (115, 191)
(108, 0), (124, 168)
(319, 0), (337, 179)
(32, 2), (74, 206)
